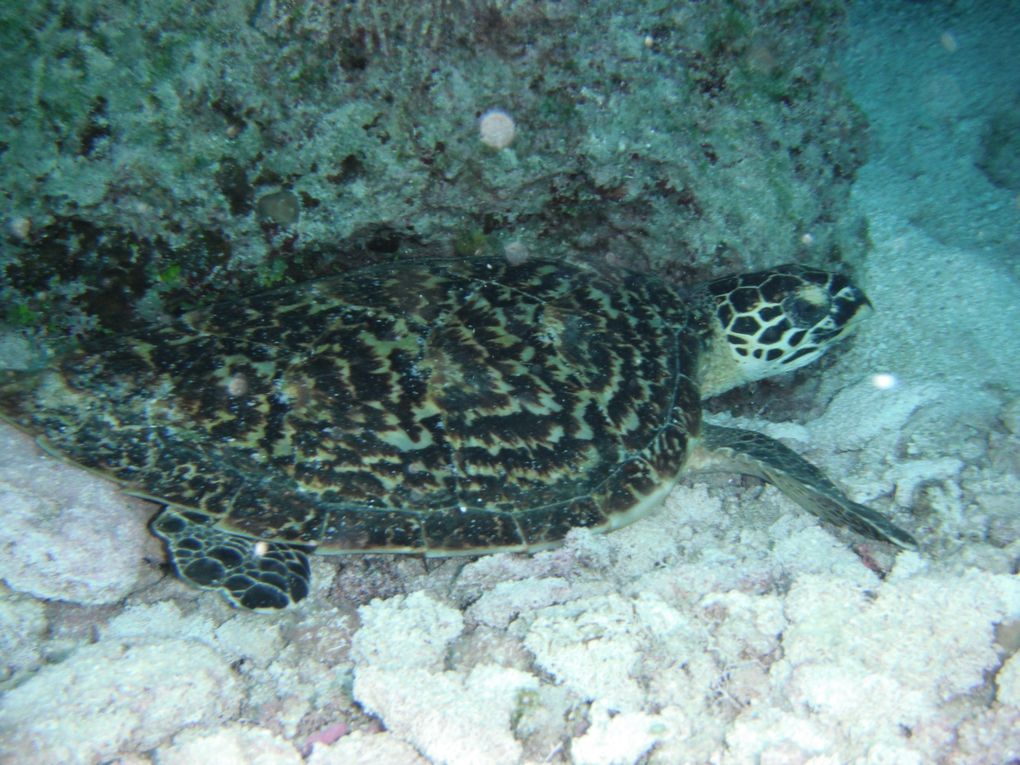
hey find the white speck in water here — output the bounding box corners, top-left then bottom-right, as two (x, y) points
(226, 373), (248, 397)
(871, 372), (897, 390)
(479, 109), (516, 149)
(504, 240), (530, 265)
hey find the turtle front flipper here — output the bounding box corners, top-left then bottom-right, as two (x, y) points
(151, 508), (312, 609)
(698, 423), (918, 550)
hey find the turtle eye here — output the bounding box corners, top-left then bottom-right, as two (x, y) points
(782, 286), (830, 328)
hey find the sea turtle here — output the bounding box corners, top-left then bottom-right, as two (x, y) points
(0, 256), (917, 609)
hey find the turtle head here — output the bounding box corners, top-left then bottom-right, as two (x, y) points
(697, 265), (872, 397)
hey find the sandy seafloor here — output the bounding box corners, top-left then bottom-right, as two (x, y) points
(2, 2), (1020, 764)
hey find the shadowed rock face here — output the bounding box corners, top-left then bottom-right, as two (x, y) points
(0, 0), (867, 339)
(978, 99), (1020, 191)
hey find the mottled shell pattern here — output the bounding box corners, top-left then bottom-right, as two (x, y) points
(0, 257), (706, 555)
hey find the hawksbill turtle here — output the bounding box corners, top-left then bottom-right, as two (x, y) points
(0, 256), (916, 609)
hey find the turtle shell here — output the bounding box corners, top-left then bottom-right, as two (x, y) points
(0, 257), (703, 554)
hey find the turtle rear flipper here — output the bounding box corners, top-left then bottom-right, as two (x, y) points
(698, 423), (918, 550)
(150, 508), (312, 609)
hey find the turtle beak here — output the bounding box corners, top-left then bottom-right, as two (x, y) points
(810, 283), (871, 346)
(837, 284), (873, 332)
(856, 284), (873, 312)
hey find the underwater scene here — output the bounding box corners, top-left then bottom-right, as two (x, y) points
(0, 0), (1018, 762)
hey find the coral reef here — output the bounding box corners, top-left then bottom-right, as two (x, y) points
(1, 0), (866, 340)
